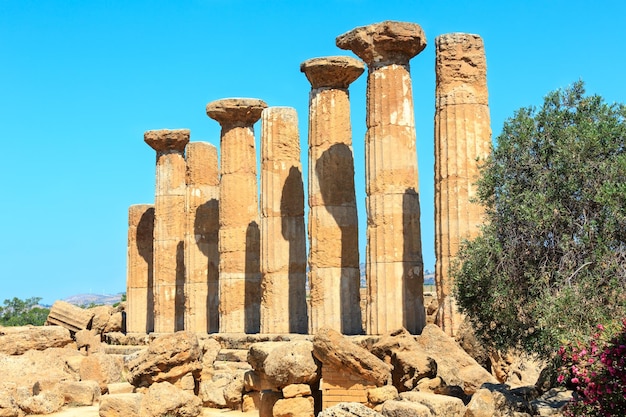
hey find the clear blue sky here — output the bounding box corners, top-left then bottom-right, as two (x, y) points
(1, 1), (625, 305)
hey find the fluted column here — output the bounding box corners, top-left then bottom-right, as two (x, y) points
(259, 107), (307, 334)
(435, 33), (491, 336)
(206, 98), (267, 334)
(337, 21), (427, 335)
(300, 56), (364, 335)
(185, 142), (220, 333)
(144, 129), (190, 333)
(126, 204), (154, 333)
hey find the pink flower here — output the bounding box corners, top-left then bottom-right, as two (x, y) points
(571, 377), (580, 384)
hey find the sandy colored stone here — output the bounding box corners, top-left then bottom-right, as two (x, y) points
(16, 390), (64, 415)
(263, 341), (320, 389)
(434, 33), (491, 337)
(127, 332), (202, 388)
(185, 142), (220, 333)
(46, 301), (95, 333)
(318, 403), (383, 417)
(337, 21), (426, 335)
(139, 382), (201, 417)
(399, 391), (465, 417)
(242, 392), (261, 412)
(367, 385), (399, 405)
(99, 393), (143, 417)
(301, 56), (362, 335)
(207, 98), (266, 334)
(144, 129), (189, 333)
(259, 107), (307, 334)
(313, 328), (390, 386)
(0, 325), (73, 355)
(272, 397), (314, 417)
(56, 380), (100, 406)
(259, 391), (282, 417)
(380, 400), (431, 417)
(281, 384), (311, 399)
(107, 382), (135, 394)
(79, 353), (124, 394)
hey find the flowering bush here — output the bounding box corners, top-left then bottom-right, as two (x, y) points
(558, 320), (626, 416)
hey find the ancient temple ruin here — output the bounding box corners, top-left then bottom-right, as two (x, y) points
(126, 21), (491, 337)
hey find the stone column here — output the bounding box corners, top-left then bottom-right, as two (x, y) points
(259, 107), (307, 334)
(206, 98), (267, 334)
(126, 204), (154, 333)
(144, 129), (189, 333)
(434, 33), (491, 337)
(185, 142), (220, 333)
(300, 56), (364, 335)
(337, 21), (427, 335)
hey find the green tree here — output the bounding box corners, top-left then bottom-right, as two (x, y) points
(0, 297), (50, 326)
(453, 81), (626, 355)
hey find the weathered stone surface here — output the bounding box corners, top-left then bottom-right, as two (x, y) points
(242, 391), (260, 412)
(0, 347), (82, 391)
(185, 142), (219, 334)
(530, 388), (572, 417)
(75, 329), (102, 354)
(464, 384), (534, 417)
(207, 98), (267, 334)
(264, 341), (320, 388)
(273, 397), (314, 417)
(46, 301), (94, 333)
(259, 390), (283, 417)
(0, 325), (73, 355)
(434, 32), (491, 337)
(247, 342), (287, 372)
(302, 56), (362, 335)
(15, 390), (64, 415)
(90, 305), (115, 334)
(380, 400), (432, 417)
(127, 332), (202, 387)
(243, 370), (278, 392)
(337, 21), (426, 335)
(313, 328), (390, 386)
(367, 385), (398, 405)
(139, 382), (201, 417)
(0, 383), (22, 417)
(282, 384), (311, 399)
(415, 324), (497, 394)
(126, 204), (154, 334)
(57, 380), (100, 406)
(107, 382), (135, 394)
(199, 374), (230, 408)
(399, 391), (465, 417)
(104, 311), (123, 334)
(79, 352), (124, 394)
(260, 107), (307, 334)
(145, 128), (190, 333)
(318, 402), (383, 417)
(99, 393), (143, 417)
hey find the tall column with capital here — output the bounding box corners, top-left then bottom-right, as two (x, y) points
(259, 106), (307, 334)
(144, 129), (189, 333)
(206, 98), (267, 334)
(337, 21), (427, 335)
(126, 204), (154, 333)
(300, 56), (364, 335)
(435, 33), (491, 336)
(185, 141), (220, 333)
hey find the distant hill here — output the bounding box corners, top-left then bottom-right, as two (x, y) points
(359, 263), (435, 287)
(63, 293), (124, 307)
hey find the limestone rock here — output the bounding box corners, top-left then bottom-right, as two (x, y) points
(380, 400), (432, 417)
(104, 312), (124, 333)
(0, 325), (73, 355)
(127, 331), (202, 387)
(259, 390), (283, 417)
(313, 328), (390, 386)
(15, 390), (64, 415)
(273, 397), (314, 417)
(367, 385), (398, 406)
(57, 380), (100, 406)
(399, 391), (465, 416)
(264, 341), (320, 388)
(530, 388), (572, 417)
(318, 402), (384, 417)
(75, 329), (103, 354)
(244, 370), (278, 392)
(415, 324), (497, 394)
(99, 393), (143, 417)
(79, 352), (124, 394)
(464, 384), (533, 417)
(200, 338), (221, 370)
(248, 342), (286, 372)
(139, 382), (201, 417)
(242, 392), (260, 412)
(90, 305), (115, 334)
(107, 382), (135, 394)
(199, 374), (230, 408)
(0, 383), (22, 417)
(222, 370), (245, 410)
(46, 301), (94, 332)
(282, 384), (311, 399)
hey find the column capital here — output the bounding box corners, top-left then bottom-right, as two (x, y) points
(206, 98), (268, 128)
(144, 129), (190, 153)
(336, 21), (426, 67)
(300, 56), (364, 89)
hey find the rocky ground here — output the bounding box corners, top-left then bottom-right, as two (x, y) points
(0, 300), (572, 417)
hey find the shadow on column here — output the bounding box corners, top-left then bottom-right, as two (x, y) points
(281, 166), (308, 333)
(245, 221), (261, 333)
(195, 198), (220, 333)
(316, 143), (362, 334)
(137, 207), (155, 333)
(403, 187), (425, 334)
(176, 240), (185, 331)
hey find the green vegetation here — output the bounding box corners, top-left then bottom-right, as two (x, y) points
(453, 81), (626, 355)
(0, 297), (50, 326)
